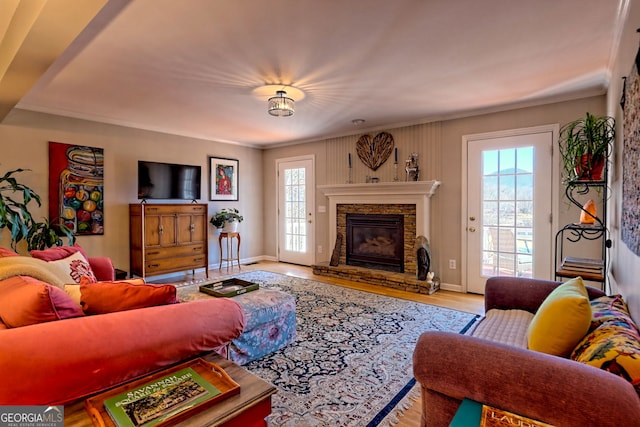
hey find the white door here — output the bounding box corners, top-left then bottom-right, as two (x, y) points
(277, 156), (315, 265)
(464, 126), (556, 294)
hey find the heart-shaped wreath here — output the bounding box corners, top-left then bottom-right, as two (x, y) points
(356, 132), (394, 171)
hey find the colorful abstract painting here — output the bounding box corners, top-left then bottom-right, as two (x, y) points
(49, 142), (104, 235)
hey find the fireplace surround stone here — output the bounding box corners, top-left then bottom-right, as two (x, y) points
(316, 181), (440, 293)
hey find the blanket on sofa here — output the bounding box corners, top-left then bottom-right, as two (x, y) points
(0, 257), (68, 288)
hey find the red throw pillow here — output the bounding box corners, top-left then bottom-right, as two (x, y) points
(0, 276), (84, 328)
(0, 247), (19, 258)
(30, 244), (88, 262)
(80, 282), (178, 315)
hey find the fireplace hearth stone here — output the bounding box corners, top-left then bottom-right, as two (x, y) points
(312, 263), (436, 294)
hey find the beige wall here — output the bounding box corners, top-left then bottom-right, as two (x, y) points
(263, 96), (606, 287)
(0, 109), (264, 274)
(606, 0), (640, 320)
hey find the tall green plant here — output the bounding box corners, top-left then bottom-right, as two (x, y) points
(558, 112), (614, 182)
(0, 168), (75, 250)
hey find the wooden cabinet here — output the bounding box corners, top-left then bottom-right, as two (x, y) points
(130, 204), (209, 278)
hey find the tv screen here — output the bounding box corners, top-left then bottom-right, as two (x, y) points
(138, 161), (201, 200)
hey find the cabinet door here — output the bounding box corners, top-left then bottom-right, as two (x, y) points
(160, 214), (178, 247)
(191, 213), (207, 244)
(144, 214), (162, 247)
(176, 214), (194, 245)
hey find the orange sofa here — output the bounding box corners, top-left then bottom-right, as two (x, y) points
(0, 248), (246, 405)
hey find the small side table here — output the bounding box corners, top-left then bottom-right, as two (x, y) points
(219, 231), (241, 270)
(114, 268), (128, 280)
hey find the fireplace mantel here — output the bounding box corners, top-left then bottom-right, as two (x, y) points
(318, 181), (441, 252)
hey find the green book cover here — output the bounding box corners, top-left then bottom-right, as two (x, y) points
(103, 367), (221, 427)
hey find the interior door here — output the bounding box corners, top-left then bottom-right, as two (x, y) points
(277, 156), (315, 265)
(465, 127), (555, 294)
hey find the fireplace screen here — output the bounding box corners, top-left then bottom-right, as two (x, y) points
(346, 214), (404, 273)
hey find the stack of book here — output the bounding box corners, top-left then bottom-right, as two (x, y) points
(560, 256), (604, 275)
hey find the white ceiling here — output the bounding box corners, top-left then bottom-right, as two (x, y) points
(12, 0), (627, 147)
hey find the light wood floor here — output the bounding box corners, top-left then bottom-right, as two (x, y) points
(162, 261), (485, 427)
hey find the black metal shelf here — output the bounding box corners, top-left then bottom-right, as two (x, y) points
(554, 172), (609, 291)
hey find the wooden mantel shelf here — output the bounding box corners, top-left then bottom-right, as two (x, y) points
(318, 180), (442, 250)
(318, 180), (441, 198)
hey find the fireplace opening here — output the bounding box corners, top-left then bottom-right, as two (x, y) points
(346, 213), (404, 273)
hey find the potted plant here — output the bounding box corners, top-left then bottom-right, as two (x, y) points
(0, 168), (75, 250)
(558, 112), (615, 182)
(210, 208), (243, 232)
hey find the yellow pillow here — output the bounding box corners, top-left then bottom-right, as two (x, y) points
(527, 277), (592, 356)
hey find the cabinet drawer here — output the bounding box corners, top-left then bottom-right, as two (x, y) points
(145, 256), (207, 273)
(145, 245), (205, 260)
(144, 205), (207, 215)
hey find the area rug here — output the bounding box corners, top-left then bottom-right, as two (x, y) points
(179, 271), (478, 427)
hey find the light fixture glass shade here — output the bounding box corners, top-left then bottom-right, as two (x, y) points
(268, 90), (295, 117)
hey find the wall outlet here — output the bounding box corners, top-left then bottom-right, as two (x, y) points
(317, 245), (323, 253)
(449, 259), (456, 269)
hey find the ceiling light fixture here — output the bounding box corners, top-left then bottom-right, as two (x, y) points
(268, 90), (295, 117)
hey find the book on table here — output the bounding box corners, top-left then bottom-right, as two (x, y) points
(104, 367), (220, 427)
(85, 358), (241, 427)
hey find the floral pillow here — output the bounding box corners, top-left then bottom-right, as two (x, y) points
(588, 295), (639, 333)
(44, 251), (97, 284)
(571, 295), (640, 396)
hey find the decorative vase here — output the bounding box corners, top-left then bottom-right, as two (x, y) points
(222, 220), (238, 232)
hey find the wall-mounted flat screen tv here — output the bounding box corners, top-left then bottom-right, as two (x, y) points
(138, 161), (201, 200)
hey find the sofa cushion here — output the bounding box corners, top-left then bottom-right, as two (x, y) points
(0, 276), (84, 327)
(570, 295), (640, 396)
(30, 244), (88, 262)
(468, 309), (533, 348)
(0, 247), (19, 258)
(527, 276), (592, 357)
(64, 278), (146, 305)
(42, 251), (97, 284)
(79, 281), (178, 315)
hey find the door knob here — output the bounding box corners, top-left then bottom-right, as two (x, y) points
(469, 226), (476, 232)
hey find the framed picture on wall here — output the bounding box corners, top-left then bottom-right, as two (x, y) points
(209, 156), (239, 201)
(49, 142), (105, 235)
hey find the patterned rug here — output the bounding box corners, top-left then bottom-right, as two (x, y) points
(182, 271), (478, 427)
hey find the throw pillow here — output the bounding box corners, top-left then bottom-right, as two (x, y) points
(571, 322), (640, 397)
(79, 282), (178, 315)
(527, 277), (592, 357)
(0, 247), (19, 258)
(589, 295), (640, 333)
(0, 276), (84, 328)
(30, 244), (88, 262)
(43, 251), (97, 284)
(64, 278), (146, 305)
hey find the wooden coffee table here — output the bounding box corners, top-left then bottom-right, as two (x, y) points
(64, 353), (276, 427)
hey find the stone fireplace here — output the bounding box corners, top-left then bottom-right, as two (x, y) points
(346, 213), (405, 273)
(315, 181), (440, 293)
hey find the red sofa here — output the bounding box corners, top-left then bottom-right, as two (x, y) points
(0, 249), (246, 405)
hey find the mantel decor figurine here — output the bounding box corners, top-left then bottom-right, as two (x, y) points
(405, 153), (419, 181)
